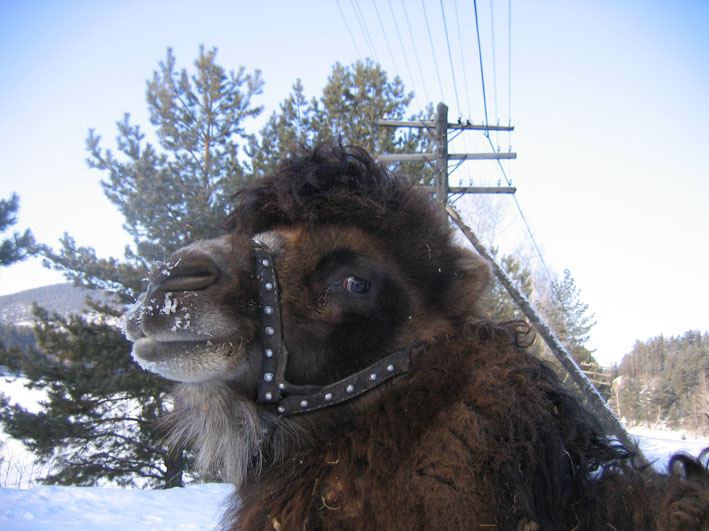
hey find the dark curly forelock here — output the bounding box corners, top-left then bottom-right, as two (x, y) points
(225, 144), (436, 236)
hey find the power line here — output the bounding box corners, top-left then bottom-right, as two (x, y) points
(473, 0), (490, 129)
(336, 0), (362, 58)
(421, 0), (446, 103)
(485, 133), (555, 287)
(388, 0), (422, 112)
(489, 0), (499, 140)
(454, 0), (472, 118)
(508, 0), (512, 146)
(373, 0), (549, 298)
(402, 0), (430, 105)
(373, 0), (401, 80)
(351, 0), (379, 62)
(470, 0), (555, 291)
(439, 0), (461, 116)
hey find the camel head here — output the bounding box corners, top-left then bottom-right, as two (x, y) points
(124, 144), (489, 413)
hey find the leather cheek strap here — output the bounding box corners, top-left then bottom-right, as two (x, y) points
(252, 244), (413, 416)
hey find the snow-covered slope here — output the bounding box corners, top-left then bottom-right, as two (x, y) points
(0, 283), (115, 326)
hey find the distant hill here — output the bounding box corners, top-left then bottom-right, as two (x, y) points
(0, 283), (116, 326)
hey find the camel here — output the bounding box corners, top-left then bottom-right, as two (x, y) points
(124, 144), (709, 530)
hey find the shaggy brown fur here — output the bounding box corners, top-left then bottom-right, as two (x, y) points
(124, 144), (709, 530)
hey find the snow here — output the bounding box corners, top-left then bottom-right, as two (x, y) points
(161, 293), (178, 316)
(161, 258), (182, 278)
(0, 483), (234, 530)
(628, 426), (709, 471)
(1, 376), (708, 528)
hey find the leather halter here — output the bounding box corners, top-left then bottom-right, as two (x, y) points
(253, 243), (414, 415)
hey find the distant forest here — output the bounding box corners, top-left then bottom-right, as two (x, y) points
(612, 331), (709, 434)
(0, 322), (35, 353)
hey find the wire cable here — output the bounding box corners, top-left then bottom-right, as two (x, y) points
(473, 0), (490, 129)
(336, 0), (362, 58)
(422, 0), (446, 103)
(440, 0), (461, 116)
(373, 0), (401, 80)
(489, 0), (499, 146)
(351, 0), (380, 62)
(485, 133), (556, 289)
(402, 0), (431, 105)
(472, 0), (555, 288)
(454, 0), (472, 119)
(508, 0), (512, 152)
(388, 0), (422, 113)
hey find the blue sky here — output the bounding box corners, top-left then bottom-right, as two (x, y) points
(1, 0), (707, 366)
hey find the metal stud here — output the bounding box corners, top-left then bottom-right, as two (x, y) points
(265, 392), (273, 400)
(386, 364), (395, 373)
(324, 392), (333, 401)
(264, 305), (274, 315)
(265, 326), (275, 336)
(264, 373), (274, 382)
(300, 400), (309, 408)
(369, 373), (377, 381)
(261, 259), (270, 267)
(278, 383), (285, 390)
(346, 384), (355, 393)
(278, 406), (285, 413)
(264, 348), (274, 358)
(264, 282), (274, 291)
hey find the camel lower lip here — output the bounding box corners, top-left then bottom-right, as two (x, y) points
(131, 337), (229, 362)
(130, 337), (245, 382)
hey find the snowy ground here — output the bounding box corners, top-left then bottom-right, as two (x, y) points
(1, 376), (708, 529)
(628, 425), (708, 470)
(0, 483), (234, 531)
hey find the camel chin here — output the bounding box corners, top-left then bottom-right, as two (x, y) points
(130, 337), (247, 383)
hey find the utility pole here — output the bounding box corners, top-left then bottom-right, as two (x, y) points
(376, 103), (640, 458)
(376, 102), (517, 199)
(435, 102), (449, 204)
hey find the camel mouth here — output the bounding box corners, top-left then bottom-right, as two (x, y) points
(131, 336), (248, 383)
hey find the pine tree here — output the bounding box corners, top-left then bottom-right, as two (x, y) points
(484, 253), (535, 323)
(542, 269), (597, 365)
(89, 45), (264, 259)
(248, 59), (435, 184)
(0, 307), (181, 487)
(316, 59), (426, 159)
(0, 47), (263, 488)
(0, 192), (36, 375)
(248, 78), (318, 178)
(483, 255), (609, 404)
(690, 372), (709, 435)
(0, 193), (35, 266)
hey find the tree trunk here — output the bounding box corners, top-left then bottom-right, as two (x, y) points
(163, 447), (185, 488)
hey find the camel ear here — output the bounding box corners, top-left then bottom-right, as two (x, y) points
(449, 248), (491, 318)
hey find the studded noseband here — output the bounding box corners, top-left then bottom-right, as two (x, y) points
(253, 243), (414, 415)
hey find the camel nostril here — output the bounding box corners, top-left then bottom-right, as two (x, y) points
(154, 258), (219, 292)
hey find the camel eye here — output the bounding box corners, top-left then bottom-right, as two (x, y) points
(343, 275), (370, 295)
